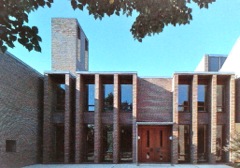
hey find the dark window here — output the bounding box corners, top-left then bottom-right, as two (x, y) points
(217, 85), (224, 112)
(209, 56), (227, 72)
(85, 124), (94, 161)
(198, 125), (208, 162)
(86, 84), (95, 112)
(120, 84), (132, 112)
(103, 84), (113, 112)
(178, 125), (190, 162)
(77, 26), (81, 40)
(56, 84), (65, 111)
(120, 125), (132, 162)
(54, 125), (64, 162)
(85, 39), (88, 51)
(103, 125), (113, 162)
(198, 85), (207, 112)
(216, 125), (224, 161)
(178, 85), (190, 112)
(6, 140), (16, 152)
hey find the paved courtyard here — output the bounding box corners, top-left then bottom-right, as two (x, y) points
(23, 163), (232, 168)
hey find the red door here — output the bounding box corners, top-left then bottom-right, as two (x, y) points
(138, 126), (171, 163)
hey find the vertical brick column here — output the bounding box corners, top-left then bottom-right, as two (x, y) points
(64, 74), (71, 163)
(94, 74), (102, 163)
(191, 75), (198, 164)
(208, 75), (217, 163)
(172, 74), (179, 164)
(226, 75), (235, 162)
(132, 74), (137, 163)
(75, 74), (84, 162)
(43, 74), (54, 163)
(113, 74), (120, 163)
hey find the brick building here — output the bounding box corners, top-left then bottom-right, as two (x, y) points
(0, 52), (43, 167)
(1, 18), (240, 167)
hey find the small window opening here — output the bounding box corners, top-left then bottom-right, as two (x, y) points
(85, 39), (89, 51)
(77, 26), (81, 39)
(6, 140), (16, 152)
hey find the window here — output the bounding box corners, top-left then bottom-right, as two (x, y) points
(85, 39), (89, 51)
(56, 84), (65, 111)
(178, 85), (190, 112)
(120, 84), (132, 112)
(198, 125), (208, 162)
(6, 140), (16, 152)
(178, 125), (190, 162)
(209, 56), (227, 72)
(217, 85), (224, 112)
(120, 125), (132, 162)
(216, 125), (224, 161)
(198, 85), (207, 112)
(85, 124), (94, 161)
(77, 26), (81, 39)
(86, 84), (95, 112)
(54, 125), (64, 162)
(103, 84), (113, 112)
(103, 125), (113, 161)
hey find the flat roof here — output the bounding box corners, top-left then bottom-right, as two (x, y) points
(174, 71), (235, 75)
(76, 71), (137, 75)
(44, 70), (75, 77)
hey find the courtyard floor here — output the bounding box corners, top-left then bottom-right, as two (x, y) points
(23, 163), (232, 168)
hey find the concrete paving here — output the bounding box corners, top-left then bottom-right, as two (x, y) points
(23, 163), (233, 168)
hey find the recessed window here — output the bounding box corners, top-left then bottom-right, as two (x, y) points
(86, 84), (95, 112)
(77, 26), (81, 40)
(178, 125), (190, 162)
(120, 84), (132, 112)
(198, 125), (208, 162)
(103, 84), (113, 112)
(103, 125), (113, 162)
(6, 140), (16, 152)
(120, 125), (132, 162)
(198, 85), (207, 112)
(85, 124), (94, 161)
(217, 85), (224, 112)
(85, 39), (88, 51)
(56, 84), (65, 111)
(178, 85), (190, 112)
(216, 125), (224, 161)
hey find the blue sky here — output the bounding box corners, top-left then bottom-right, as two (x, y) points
(8, 0), (240, 77)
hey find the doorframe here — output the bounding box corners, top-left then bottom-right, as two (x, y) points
(136, 122), (174, 165)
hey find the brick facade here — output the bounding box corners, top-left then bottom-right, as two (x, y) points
(1, 18), (240, 167)
(52, 18), (88, 74)
(0, 52), (43, 168)
(137, 78), (173, 122)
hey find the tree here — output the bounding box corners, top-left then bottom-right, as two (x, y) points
(0, 0), (216, 53)
(224, 131), (240, 167)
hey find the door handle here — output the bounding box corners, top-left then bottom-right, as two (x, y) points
(156, 148), (160, 152)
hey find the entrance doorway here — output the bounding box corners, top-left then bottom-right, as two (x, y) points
(138, 125), (171, 163)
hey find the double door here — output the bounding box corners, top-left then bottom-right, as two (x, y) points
(138, 126), (171, 163)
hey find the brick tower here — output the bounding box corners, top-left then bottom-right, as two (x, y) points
(51, 18), (89, 74)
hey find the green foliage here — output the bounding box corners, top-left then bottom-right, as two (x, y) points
(0, 0), (216, 53)
(0, 0), (53, 53)
(224, 131), (240, 166)
(71, 0), (216, 42)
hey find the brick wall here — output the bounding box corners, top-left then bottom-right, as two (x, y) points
(52, 18), (88, 74)
(137, 78), (173, 122)
(0, 52), (43, 168)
